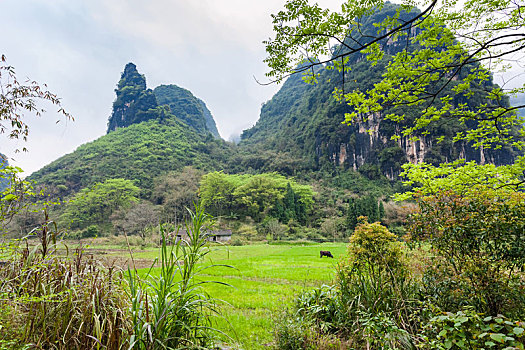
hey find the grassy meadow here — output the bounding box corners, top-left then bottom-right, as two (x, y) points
(87, 242), (348, 349)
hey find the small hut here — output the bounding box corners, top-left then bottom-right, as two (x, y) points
(169, 229), (232, 244)
(208, 230), (232, 242)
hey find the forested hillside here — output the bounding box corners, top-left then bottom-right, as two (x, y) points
(29, 116), (234, 198)
(106, 63), (220, 138)
(154, 84), (220, 138)
(240, 3), (517, 179)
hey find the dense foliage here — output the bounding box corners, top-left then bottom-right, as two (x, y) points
(346, 195), (384, 230)
(0, 233), (127, 349)
(199, 172), (314, 224)
(62, 178), (139, 232)
(275, 220), (419, 348)
(241, 4), (516, 180)
(28, 116), (236, 198)
(410, 188), (525, 317)
(154, 84), (220, 138)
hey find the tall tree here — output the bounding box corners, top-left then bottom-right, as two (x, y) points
(0, 55), (71, 150)
(0, 55), (71, 231)
(63, 178), (139, 230)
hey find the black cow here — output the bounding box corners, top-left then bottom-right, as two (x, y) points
(320, 250), (334, 258)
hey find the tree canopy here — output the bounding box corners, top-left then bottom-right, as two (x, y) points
(199, 172), (315, 223)
(264, 0), (525, 194)
(63, 178), (139, 230)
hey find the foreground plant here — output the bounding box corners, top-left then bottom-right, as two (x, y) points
(409, 188), (525, 318)
(274, 219), (420, 349)
(0, 211), (127, 349)
(126, 204), (232, 349)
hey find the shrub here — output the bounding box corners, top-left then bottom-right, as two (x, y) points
(274, 310), (317, 350)
(274, 220), (421, 349)
(81, 224), (99, 238)
(229, 236), (245, 246)
(419, 308), (525, 349)
(335, 219), (420, 345)
(409, 189), (525, 317)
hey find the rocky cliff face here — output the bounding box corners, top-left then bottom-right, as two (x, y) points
(241, 58), (515, 179)
(107, 63), (221, 139)
(319, 110), (513, 180)
(107, 63), (159, 133)
(241, 4), (516, 179)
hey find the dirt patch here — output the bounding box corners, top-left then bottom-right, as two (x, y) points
(96, 256), (158, 270)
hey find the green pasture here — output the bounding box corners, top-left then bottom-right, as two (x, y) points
(137, 243), (348, 349)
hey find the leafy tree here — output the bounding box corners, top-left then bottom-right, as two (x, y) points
(63, 178), (139, 230)
(346, 197), (358, 230)
(152, 166), (202, 223)
(234, 176), (284, 221)
(264, 0), (525, 190)
(0, 166), (35, 233)
(265, 0), (524, 146)
(0, 55), (71, 150)
(320, 216), (345, 242)
(346, 195), (382, 230)
(408, 188), (525, 317)
(0, 55), (70, 233)
(199, 171), (242, 216)
(112, 201), (160, 239)
(199, 172), (314, 223)
(262, 217), (289, 241)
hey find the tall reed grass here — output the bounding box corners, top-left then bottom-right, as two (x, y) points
(126, 204), (233, 349)
(0, 210), (128, 349)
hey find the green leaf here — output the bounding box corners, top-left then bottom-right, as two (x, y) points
(3, 194), (16, 201)
(490, 333), (506, 343)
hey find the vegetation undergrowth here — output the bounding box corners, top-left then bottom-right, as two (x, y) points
(0, 210), (127, 349)
(274, 209), (525, 349)
(126, 204), (234, 349)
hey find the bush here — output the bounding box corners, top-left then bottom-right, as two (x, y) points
(81, 224), (99, 238)
(273, 307), (350, 350)
(409, 189), (525, 317)
(274, 219), (421, 349)
(419, 308), (525, 349)
(274, 310), (317, 350)
(229, 236), (245, 246)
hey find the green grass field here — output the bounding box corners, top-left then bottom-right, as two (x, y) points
(134, 243), (348, 349)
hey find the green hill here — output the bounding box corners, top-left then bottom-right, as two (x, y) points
(107, 63), (220, 138)
(153, 84), (220, 138)
(28, 5), (518, 202)
(240, 3), (516, 179)
(29, 62), (233, 198)
(29, 116), (234, 197)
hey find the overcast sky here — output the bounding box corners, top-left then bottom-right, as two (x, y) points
(0, 0), (344, 175)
